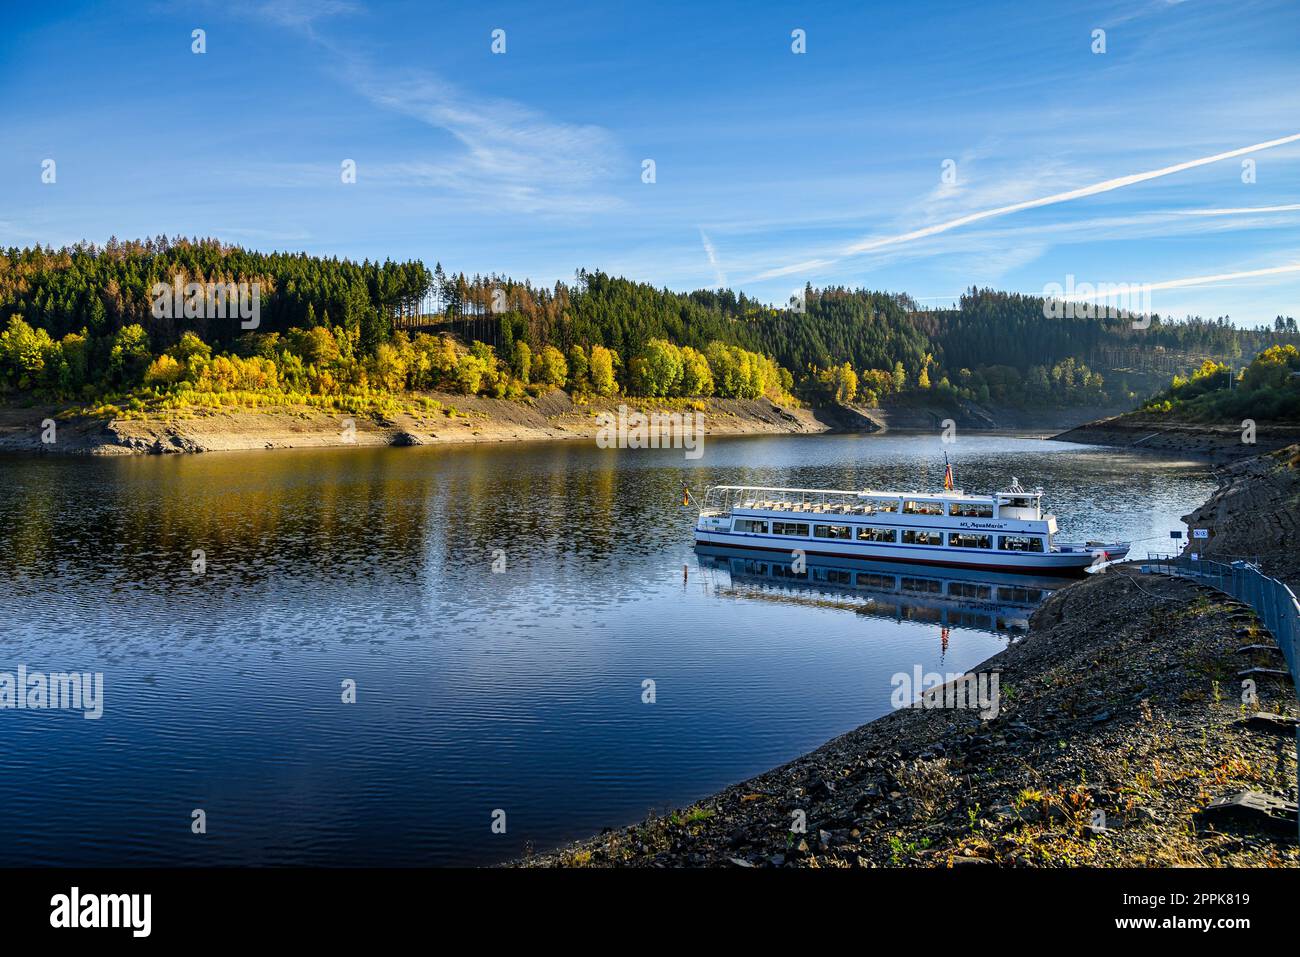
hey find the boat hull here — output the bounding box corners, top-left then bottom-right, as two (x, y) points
(693, 528), (1124, 575)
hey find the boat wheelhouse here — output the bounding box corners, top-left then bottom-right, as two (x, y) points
(693, 479), (1129, 574)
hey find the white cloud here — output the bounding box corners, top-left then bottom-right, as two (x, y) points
(351, 70), (621, 214)
(250, 0), (360, 31)
(243, 1), (622, 215)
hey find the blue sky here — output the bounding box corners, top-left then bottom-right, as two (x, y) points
(2, 0), (1298, 325)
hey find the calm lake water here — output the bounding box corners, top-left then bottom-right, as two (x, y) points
(0, 433), (1215, 866)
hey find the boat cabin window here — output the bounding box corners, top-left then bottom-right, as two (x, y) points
(772, 521), (809, 537)
(901, 529), (943, 546)
(948, 582), (993, 599)
(813, 524), (853, 540)
(903, 500), (945, 516)
(949, 502), (994, 518)
(999, 496), (1035, 510)
(733, 519), (769, 534)
(998, 586), (1045, 603)
(901, 576), (942, 594)
(856, 572), (896, 590)
(856, 526), (896, 543)
(868, 499), (899, 513)
(998, 534), (1044, 552)
(813, 568), (852, 585)
(948, 532), (993, 549)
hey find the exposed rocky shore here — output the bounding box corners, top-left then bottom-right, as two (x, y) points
(1183, 444), (1300, 584)
(866, 397), (1130, 436)
(0, 391), (1123, 457)
(0, 392), (829, 456)
(1055, 411), (1300, 462)
(519, 440), (1300, 868)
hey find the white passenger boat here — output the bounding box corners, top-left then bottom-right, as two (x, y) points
(693, 475), (1129, 575)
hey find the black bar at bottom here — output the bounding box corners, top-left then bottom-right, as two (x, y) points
(0, 866), (1288, 942)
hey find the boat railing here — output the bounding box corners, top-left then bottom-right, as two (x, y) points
(702, 484), (1062, 527)
(1143, 552), (1299, 839)
(702, 485), (895, 517)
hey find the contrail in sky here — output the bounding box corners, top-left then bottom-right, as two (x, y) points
(754, 132), (1300, 280)
(1179, 203), (1300, 216)
(911, 260), (1300, 308)
(699, 229), (728, 289)
(1061, 262), (1300, 300)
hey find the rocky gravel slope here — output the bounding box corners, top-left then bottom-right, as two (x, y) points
(0, 392), (830, 455)
(1055, 412), (1300, 462)
(1183, 445), (1300, 584)
(521, 566), (1298, 867)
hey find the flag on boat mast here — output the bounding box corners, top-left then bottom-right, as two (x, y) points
(943, 453), (954, 491)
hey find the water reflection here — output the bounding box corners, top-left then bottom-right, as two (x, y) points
(696, 544), (1064, 636)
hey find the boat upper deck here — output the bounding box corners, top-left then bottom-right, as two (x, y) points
(699, 483), (1046, 522)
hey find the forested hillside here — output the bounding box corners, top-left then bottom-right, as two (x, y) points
(1, 237), (1295, 418)
(920, 288), (1266, 373)
(1142, 346), (1300, 421)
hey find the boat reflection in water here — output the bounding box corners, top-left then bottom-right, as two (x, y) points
(694, 543), (1065, 636)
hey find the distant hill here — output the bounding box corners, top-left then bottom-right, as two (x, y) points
(1, 238), (1296, 415)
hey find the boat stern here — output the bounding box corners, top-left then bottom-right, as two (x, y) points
(1054, 540), (1131, 567)
(696, 514), (731, 535)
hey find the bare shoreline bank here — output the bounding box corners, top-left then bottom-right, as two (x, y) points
(1053, 411), (1300, 462)
(0, 392), (1129, 458)
(0, 392), (829, 456)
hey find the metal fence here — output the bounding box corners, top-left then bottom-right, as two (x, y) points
(1142, 553), (1299, 836)
(1144, 554), (1298, 678)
